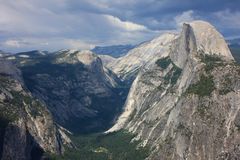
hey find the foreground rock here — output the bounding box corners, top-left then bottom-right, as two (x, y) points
(0, 58), (71, 160)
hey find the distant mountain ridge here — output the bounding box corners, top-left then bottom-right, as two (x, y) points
(92, 45), (135, 58)
(5, 49), (129, 134)
(227, 38), (240, 63)
(227, 38), (240, 46)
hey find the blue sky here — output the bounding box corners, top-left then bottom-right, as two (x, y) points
(0, 0), (240, 52)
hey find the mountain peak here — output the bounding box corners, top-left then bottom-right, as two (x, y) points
(107, 20), (237, 134)
(55, 50), (101, 66)
(187, 20), (234, 60)
(75, 50), (99, 65)
(106, 20), (240, 159)
(170, 20), (234, 68)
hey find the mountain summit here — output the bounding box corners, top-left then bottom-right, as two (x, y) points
(55, 50), (101, 66)
(106, 21), (234, 86)
(189, 21), (233, 60)
(107, 20), (240, 159)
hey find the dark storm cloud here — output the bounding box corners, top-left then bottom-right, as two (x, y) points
(62, 0), (240, 28)
(0, 0), (239, 52)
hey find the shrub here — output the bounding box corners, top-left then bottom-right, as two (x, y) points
(155, 57), (171, 69)
(200, 54), (224, 72)
(219, 77), (233, 95)
(187, 74), (215, 97)
(164, 65), (182, 85)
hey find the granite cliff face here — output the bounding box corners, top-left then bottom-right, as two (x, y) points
(0, 58), (71, 160)
(107, 21), (240, 159)
(107, 33), (178, 84)
(9, 50), (128, 134)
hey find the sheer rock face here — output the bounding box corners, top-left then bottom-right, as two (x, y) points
(107, 21), (233, 85)
(107, 33), (178, 83)
(0, 58), (71, 160)
(107, 21), (240, 159)
(98, 54), (116, 67)
(189, 21), (234, 60)
(170, 23), (198, 68)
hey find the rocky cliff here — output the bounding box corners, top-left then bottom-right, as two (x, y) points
(107, 21), (240, 159)
(107, 33), (178, 84)
(9, 50), (128, 134)
(0, 58), (71, 160)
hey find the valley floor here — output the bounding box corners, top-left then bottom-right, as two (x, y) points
(49, 131), (149, 160)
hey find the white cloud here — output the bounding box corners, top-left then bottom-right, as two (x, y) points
(214, 9), (240, 28)
(64, 39), (95, 50)
(1, 38), (49, 52)
(0, 0), (162, 52)
(4, 40), (21, 48)
(174, 10), (195, 27)
(0, 37), (96, 52)
(104, 15), (148, 31)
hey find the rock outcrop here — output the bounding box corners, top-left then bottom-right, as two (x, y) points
(107, 21), (240, 159)
(189, 21), (233, 60)
(98, 54), (117, 67)
(107, 33), (178, 84)
(0, 58), (71, 160)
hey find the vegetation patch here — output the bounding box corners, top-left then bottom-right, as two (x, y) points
(187, 74), (215, 97)
(157, 85), (164, 91)
(163, 65), (182, 85)
(0, 108), (18, 127)
(0, 74), (46, 131)
(0, 81), (21, 126)
(200, 54), (224, 72)
(195, 101), (215, 121)
(197, 104), (211, 119)
(219, 76), (233, 95)
(155, 57), (172, 69)
(171, 67), (182, 85)
(11, 91), (43, 118)
(154, 57), (183, 89)
(176, 123), (192, 138)
(50, 131), (150, 160)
